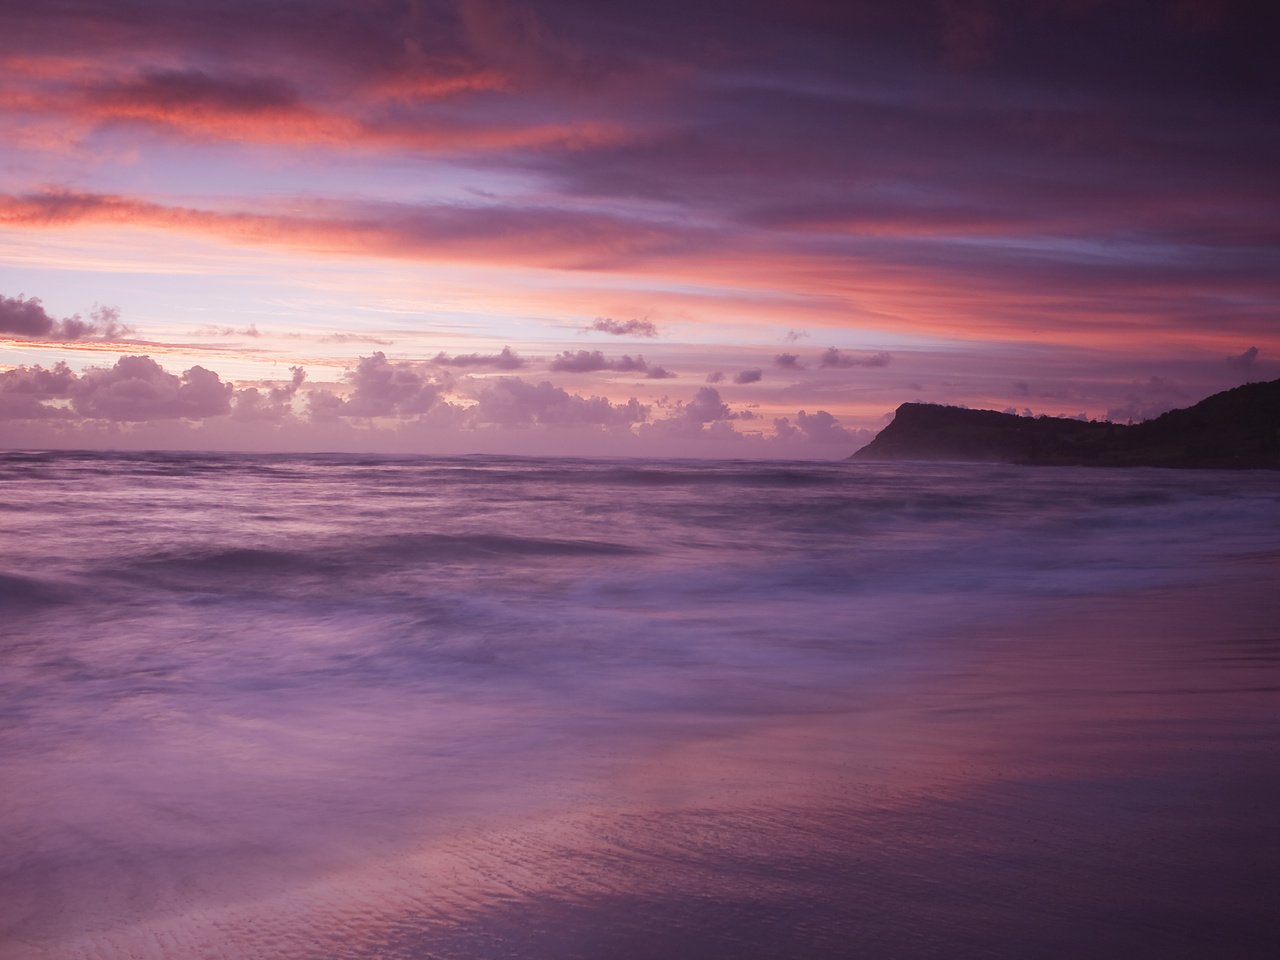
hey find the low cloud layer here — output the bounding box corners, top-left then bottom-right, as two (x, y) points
(0, 352), (870, 459)
(466, 378), (648, 429)
(0, 355), (231, 421)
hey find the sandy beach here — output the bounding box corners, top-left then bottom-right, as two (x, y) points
(12, 570), (1277, 959)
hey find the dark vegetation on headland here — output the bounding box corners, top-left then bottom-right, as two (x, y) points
(851, 379), (1280, 468)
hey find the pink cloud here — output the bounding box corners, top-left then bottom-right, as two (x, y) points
(587, 316), (659, 337)
(466, 377), (648, 428)
(819, 348), (892, 369)
(0, 294), (129, 341)
(547, 349), (674, 378)
(72, 356), (232, 421)
(431, 346), (525, 370)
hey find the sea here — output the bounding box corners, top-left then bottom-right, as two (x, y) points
(2, 451), (1278, 959)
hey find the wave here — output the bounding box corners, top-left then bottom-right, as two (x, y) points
(0, 571), (72, 610)
(107, 533), (646, 588)
(374, 532), (646, 559)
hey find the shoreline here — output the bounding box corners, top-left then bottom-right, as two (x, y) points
(12, 569), (1279, 959)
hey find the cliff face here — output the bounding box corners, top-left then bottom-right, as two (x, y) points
(850, 380), (1280, 468)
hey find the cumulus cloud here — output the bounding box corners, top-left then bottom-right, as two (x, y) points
(772, 409), (852, 445)
(0, 348), (874, 458)
(588, 316), (658, 337)
(638, 385), (758, 443)
(0, 295), (130, 341)
(232, 366), (306, 421)
(733, 368), (763, 384)
(340, 352), (445, 417)
(0, 356), (307, 423)
(431, 346), (525, 369)
(0, 361), (79, 419)
(0, 295), (65, 338)
(306, 388), (346, 422)
(467, 377), (647, 428)
(1227, 345), (1259, 374)
(70, 356), (232, 421)
(682, 386), (733, 423)
(784, 330), (808, 342)
(773, 353), (804, 370)
(1104, 376), (1187, 424)
(705, 371), (725, 383)
(0, 361), (76, 397)
(819, 348), (892, 369)
(548, 349), (669, 377)
(676, 386), (756, 423)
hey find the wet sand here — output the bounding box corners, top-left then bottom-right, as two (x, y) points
(10, 569), (1278, 960)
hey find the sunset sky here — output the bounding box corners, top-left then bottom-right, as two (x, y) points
(1, 0), (1276, 456)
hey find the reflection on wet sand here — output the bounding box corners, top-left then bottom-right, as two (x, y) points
(14, 576), (1277, 960)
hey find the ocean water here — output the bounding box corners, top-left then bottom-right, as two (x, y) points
(2, 452), (1278, 959)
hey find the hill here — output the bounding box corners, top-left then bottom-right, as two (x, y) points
(850, 380), (1280, 468)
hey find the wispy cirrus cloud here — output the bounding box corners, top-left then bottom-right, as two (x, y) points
(0, 190), (702, 272)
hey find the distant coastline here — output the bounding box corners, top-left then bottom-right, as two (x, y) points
(851, 379), (1280, 468)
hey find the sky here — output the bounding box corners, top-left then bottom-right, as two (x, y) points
(0, 0), (1276, 457)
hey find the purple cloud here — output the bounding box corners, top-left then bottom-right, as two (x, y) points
(0, 361), (78, 419)
(432, 346), (525, 369)
(319, 333), (394, 345)
(232, 367), (306, 422)
(0, 295), (128, 341)
(467, 378), (647, 428)
(733, 369), (763, 384)
(773, 353), (804, 370)
(90, 68), (303, 116)
(680, 386), (744, 424)
(549, 349), (655, 374)
(1104, 376), (1189, 425)
(195, 323), (263, 338)
(340, 352), (444, 418)
(588, 316), (658, 337)
(1227, 345), (1259, 374)
(792, 410), (851, 444)
(819, 348), (892, 369)
(70, 356), (232, 421)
